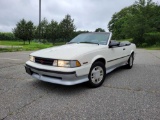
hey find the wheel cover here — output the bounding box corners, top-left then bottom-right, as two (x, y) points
(91, 66), (104, 84)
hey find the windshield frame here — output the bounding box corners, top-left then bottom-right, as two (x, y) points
(69, 32), (111, 45)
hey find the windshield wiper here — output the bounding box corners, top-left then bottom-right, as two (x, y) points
(79, 42), (99, 45)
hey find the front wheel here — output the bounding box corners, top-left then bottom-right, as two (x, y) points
(126, 53), (134, 69)
(88, 62), (106, 88)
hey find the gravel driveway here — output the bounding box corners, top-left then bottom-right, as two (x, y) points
(0, 49), (160, 120)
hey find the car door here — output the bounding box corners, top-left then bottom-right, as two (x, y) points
(105, 46), (125, 68)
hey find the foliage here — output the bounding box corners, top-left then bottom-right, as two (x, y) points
(26, 21), (35, 44)
(117, 38), (133, 42)
(108, 6), (134, 39)
(144, 32), (160, 46)
(59, 14), (76, 42)
(40, 18), (48, 40)
(108, 0), (160, 47)
(46, 20), (59, 44)
(0, 32), (16, 40)
(34, 18), (48, 41)
(142, 43), (148, 47)
(0, 40), (65, 52)
(8, 14), (101, 46)
(13, 19), (35, 44)
(95, 28), (105, 32)
(34, 14), (76, 43)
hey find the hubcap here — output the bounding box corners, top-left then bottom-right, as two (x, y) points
(91, 66), (104, 84)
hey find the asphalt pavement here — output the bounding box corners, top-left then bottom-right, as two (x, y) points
(0, 49), (160, 120)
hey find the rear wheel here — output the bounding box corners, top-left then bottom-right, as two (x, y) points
(126, 53), (134, 69)
(88, 62), (106, 88)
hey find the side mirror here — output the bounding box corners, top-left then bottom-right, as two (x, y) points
(109, 41), (120, 48)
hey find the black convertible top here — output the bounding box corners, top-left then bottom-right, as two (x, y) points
(110, 40), (131, 47)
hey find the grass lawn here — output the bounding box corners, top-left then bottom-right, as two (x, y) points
(0, 40), (65, 52)
(145, 47), (160, 50)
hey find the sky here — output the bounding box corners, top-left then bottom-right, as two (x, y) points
(0, 0), (159, 32)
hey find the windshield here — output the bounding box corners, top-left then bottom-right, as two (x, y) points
(69, 33), (110, 45)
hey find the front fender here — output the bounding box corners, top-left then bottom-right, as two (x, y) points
(130, 50), (134, 55)
(91, 55), (106, 65)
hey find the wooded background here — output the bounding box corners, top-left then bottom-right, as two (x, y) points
(0, 0), (159, 48)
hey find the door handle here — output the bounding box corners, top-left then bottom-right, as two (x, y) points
(123, 48), (125, 50)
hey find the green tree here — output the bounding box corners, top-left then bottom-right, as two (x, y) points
(35, 18), (49, 43)
(13, 19), (26, 44)
(108, 0), (160, 46)
(95, 28), (105, 32)
(59, 14), (76, 42)
(108, 6), (134, 39)
(46, 20), (59, 44)
(13, 19), (34, 44)
(26, 21), (35, 44)
(40, 18), (48, 42)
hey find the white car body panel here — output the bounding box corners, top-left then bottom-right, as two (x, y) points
(31, 44), (105, 60)
(25, 32), (136, 85)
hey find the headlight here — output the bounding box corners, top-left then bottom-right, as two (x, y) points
(53, 60), (81, 68)
(29, 56), (35, 62)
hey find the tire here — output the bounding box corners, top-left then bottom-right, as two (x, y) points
(126, 53), (134, 69)
(87, 62), (106, 88)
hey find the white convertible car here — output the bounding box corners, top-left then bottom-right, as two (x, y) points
(25, 32), (136, 87)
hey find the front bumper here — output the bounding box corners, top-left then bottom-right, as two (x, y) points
(25, 64), (89, 85)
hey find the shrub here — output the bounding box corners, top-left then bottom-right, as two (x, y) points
(142, 43), (148, 47)
(144, 32), (160, 46)
(0, 32), (17, 40)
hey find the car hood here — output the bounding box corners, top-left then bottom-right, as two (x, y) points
(31, 43), (104, 60)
